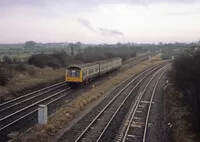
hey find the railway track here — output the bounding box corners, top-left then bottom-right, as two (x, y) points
(121, 57), (148, 71)
(0, 53), (151, 115)
(0, 81), (71, 141)
(71, 63), (168, 142)
(118, 66), (169, 142)
(0, 81), (66, 111)
(0, 81), (68, 117)
(121, 53), (155, 71)
(0, 53), (156, 141)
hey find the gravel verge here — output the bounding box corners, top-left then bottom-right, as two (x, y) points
(146, 70), (172, 142)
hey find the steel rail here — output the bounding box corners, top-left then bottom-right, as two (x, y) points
(98, 64), (169, 142)
(0, 87), (70, 123)
(74, 64), (162, 142)
(0, 83), (66, 113)
(121, 65), (169, 142)
(0, 81), (66, 108)
(0, 89), (72, 131)
(142, 67), (169, 142)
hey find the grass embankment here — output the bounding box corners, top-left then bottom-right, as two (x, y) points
(15, 54), (166, 142)
(0, 52), (147, 103)
(0, 65), (65, 103)
(165, 85), (200, 142)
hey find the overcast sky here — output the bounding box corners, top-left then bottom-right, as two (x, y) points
(0, 0), (200, 44)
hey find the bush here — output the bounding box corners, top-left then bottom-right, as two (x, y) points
(74, 46), (137, 63)
(28, 54), (48, 68)
(52, 52), (71, 66)
(28, 52), (72, 68)
(28, 47), (138, 67)
(13, 64), (36, 76)
(0, 68), (11, 86)
(161, 48), (175, 60)
(2, 55), (13, 64)
(2, 56), (22, 64)
(0, 64), (38, 86)
(28, 54), (55, 68)
(169, 49), (200, 130)
(47, 58), (61, 68)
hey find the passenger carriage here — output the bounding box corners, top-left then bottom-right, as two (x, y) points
(66, 57), (122, 86)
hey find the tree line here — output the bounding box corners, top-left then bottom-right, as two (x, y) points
(169, 45), (200, 131)
(0, 45), (141, 86)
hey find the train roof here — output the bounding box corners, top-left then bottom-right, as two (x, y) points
(67, 62), (98, 69)
(67, 57), (122, 69)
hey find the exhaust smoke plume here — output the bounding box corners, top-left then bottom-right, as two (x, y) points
(98, 27), (124, 43)
(98, 27), (124, 36)
(78, 18), (124, 42)
(78, 18), (96, 33)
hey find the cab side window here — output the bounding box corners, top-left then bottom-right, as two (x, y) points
(83, 70), (87, 77)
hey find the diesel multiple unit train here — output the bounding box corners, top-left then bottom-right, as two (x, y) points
(65, 57), (122, 86)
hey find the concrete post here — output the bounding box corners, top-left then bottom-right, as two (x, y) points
(38, 104), (47, 124)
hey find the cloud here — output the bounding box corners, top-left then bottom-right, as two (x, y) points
(98, 27), (124, 36)
(78, 18), (96, 33)
(164, 8), (200, 15)
(166, 0), (198, 4)
(0, 0), (199, 44)
(0, 0), (44, 7)
(0, 0), (198, 8)
(65, 0), (198, 5)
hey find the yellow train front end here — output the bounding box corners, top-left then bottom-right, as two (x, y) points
(65, 66), (83, 87)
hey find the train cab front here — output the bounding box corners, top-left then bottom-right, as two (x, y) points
(65, 65), (82, 88)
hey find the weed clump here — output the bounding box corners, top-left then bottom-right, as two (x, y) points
(0, 68), (11, 86)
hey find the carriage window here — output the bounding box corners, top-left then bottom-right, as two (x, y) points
(83, 70), (87, 77)
(89, 68), (93, 74)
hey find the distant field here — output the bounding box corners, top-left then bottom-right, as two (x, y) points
(0, 47), (70, 61)
(0, 53), (31, 61)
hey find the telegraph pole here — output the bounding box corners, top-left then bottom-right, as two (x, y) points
(70, 43), (74, 59)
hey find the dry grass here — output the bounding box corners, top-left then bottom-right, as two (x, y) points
(15, 55), (166, 142)
(0, 66), (65, 102)
(165, 86), (200, 142)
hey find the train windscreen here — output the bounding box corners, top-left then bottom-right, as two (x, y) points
(67, 70), (80, 77)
